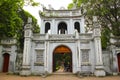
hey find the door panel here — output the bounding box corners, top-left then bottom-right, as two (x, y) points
(2, 53), (10, 72)
(117, 53), (120, 72)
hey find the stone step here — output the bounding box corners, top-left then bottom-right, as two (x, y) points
(52, 72), (73, 75)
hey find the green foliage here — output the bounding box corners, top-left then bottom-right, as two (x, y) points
(67, 3), (74, 9)
(24, 0), (39, 6)
(19, 10), (40, 32)
(0, 0), (40, 51)
(112, 22), (120, 36)
(67, 0), (120, 49)
(18, 9), (40, 50)
(67, 0), (85, 9)
(101, 28), (110, 49)
(86, 0), (120, 48)
(54, 53), (71, 71)
(0, 0), (24, 38)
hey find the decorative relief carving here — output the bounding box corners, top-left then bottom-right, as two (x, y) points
(49, 34), (75, 40)
(81, 50), (89, 63)
(25, 31), (30, 37)
(1, 39), (17, 44)
(35, 42), (45, 48)
(25, 38), (29, 41)
(44, 9), (81, 17)
(35, 50), (44, 66)
(94, 28), (100, 36)
(2, 45), (11, 52)
(27, 17), (32, 24)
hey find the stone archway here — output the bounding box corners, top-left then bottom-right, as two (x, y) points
(53, 45), (72, 72)
(2, 53), (10, 72)
(117, 53), (120, 72)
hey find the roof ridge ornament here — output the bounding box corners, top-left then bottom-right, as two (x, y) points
(27, 17), (32, 24)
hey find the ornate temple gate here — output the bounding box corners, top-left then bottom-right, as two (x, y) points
(53, 45), (72, 72)
(2, 53), (10, 72)
(117, 53), (120, 72)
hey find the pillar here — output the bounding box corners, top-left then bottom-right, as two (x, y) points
(93, 16), (106, 76)
(20, 18), (33, 76)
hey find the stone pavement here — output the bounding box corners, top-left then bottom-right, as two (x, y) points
(0, 73), (120, 80)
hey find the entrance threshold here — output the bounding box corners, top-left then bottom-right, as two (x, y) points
(52, 72), (73, 75)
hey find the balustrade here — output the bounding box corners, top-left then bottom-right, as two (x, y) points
(43, 9), (81, 17)
(79, 34), (92, 39)
(33, 34), (45, 40)
(33, 33), (92, 41)
(49, 34), (75, 40)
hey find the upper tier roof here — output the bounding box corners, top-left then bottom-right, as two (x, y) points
(39, 7), (84, 18)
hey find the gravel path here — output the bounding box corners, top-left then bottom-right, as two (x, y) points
(0, 73), (120, 80)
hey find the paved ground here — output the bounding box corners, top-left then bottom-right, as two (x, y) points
(0, 73), (120, 80)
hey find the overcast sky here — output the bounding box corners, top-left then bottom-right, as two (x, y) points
(23, 0), (72, 25)
(37, 0), (72, 9)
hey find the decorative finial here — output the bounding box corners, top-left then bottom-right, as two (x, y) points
(48, 4), (54, 10)
(27, 17), (32, 24)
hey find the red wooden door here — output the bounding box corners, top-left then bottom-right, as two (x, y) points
(2, 53), (10, 72)
(117, 53), (120, 72)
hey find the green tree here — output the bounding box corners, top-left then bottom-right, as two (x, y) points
(0, 0), (40, 50)
(68, 0), (86, 9)
(68, 3), (74, 9)
(18, 9), (40, 50)
(24, 0), (39, 6)
(0, 0), (24, 38)
(68, 0), (120, 49)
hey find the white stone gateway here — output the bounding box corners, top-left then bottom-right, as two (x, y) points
(0, 7), (120, 77)
(20, 8), (105, 76)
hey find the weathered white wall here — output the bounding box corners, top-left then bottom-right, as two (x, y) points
(40, 17), (85, 34)
(0, 44), (17, 72)
(47, 42), (77, 73)
(102, 50), (112, 74)
(0, 46), (3, 72)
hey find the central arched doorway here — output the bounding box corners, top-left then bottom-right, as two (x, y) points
(53, 45), (72, 72)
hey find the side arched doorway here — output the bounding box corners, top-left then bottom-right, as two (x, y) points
(117, 53), (120, 72)
(53, 45), (72, 72)
(2, 53), (10, 72)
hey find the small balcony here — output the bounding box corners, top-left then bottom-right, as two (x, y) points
(33, 33), (93, 42)
(49, 34), (75, 40)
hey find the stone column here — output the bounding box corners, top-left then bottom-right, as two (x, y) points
(93, 16), (106, 76)
(75, 30), (81, 72)
(40, 19), (44, 34)
(81, 16), (85, 33)
(20, 18), (33, 76)
(69, 13), (73, 33)
(9, 45), (17, 73)
(44, 33), (49, 72)
(51, 19), (55, 34)
(78, 38), (81, 72)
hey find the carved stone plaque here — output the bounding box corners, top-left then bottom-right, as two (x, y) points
(82, 50), (89, 63)
(36, 51), (44, 63)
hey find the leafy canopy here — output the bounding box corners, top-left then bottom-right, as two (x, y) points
(0, 0), (24, 37)
(0, 0), (40, 38)
(0, 0), (40, 51)
(67, 0), (120, 49)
